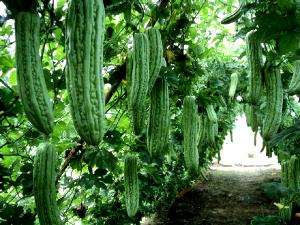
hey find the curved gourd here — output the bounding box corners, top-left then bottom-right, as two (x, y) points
(146, 28), (163, 93)
(15, 12), (54, 134)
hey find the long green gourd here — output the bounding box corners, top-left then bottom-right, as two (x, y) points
(124, 154), (139, 217)
(146, 28), (163, 93)
(127, 33), (149, 135)
(261, 65), (283, 142)
(183, 96), (199, 173)
(207, 120), (217, 146)
(126, 52), (133, 99)
(288, 60), (300, 94)
(65, 0), (105, 145)
(244, 104), (251, 127)
(197, 113), (205, 146)
(279, 159), (293, 222)
(147, 78), (170, 157)
(288, 156), (297, 188)
(244, 104), (258, 133)
(33, 143), (62, 225)
(246, 30), (263, 104)
(15, 12), (54, 135)
(229, 72), (239, 98)
(295, 156), (300, 189)
(206, 104), (217, 123)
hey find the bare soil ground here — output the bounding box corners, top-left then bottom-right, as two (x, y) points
(143, 165), (281, 225)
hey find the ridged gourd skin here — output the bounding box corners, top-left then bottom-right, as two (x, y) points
(15, 12), (54, 135)
(244, 104), (258, 132)
(281, 161), (288, 186)
(146, 28), (163, 93)
(206, 104), (217, 123)
(287, 155), (300, 189)
(207, 120), (216, 146)
(295, 157), (300, 190)
(197, 114), (205, 145)
(288, 60), (300, 94)
(246, 30), (263, 104)
(288, 156), (296, 188)
(65, 0), (105, 146)
(219, 95), (227, 108)
(126, 52), (133, 98)
(124, 154), (139, 218)
(127, 33), (150, 135)
(229, 72), (239, 98)
(261, 65), (283, 142)
(147, 78), (170, 157)
(33, 143), (62, 225)
(245, 104), (251, 127)
(183, 96), (199, 173)
(279, 158), (299, 222)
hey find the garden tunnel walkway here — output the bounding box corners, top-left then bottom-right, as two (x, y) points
(141, 115), (281, 225)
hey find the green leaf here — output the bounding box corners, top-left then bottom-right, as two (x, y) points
(83, 148), (117, 171)
(278, 32), (300, 55)
(277, 0), (295, 11)
(0, 204), (35, 225)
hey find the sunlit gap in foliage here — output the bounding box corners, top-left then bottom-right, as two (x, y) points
(214, 114), (280, 171)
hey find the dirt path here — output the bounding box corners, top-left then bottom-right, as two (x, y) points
(143, 165), (281, 225)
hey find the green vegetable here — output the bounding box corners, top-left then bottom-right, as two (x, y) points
(147, 78), (170, 157)
(33, 143), (62, 225)
(261, 65), (283, 142)
(244, 104), (258, 133)
(206, 104), (217, 123)
(15, 12), (54, 135)
(124, 154), (139, 217)
(65, 0), (106, 145)
(229, 72), (239, 98)
(127, 33), (150, 135)
(288, 60), (300, 94)
(146, 28), (163, 93)
(207, 120), (217, 146)
(246, 30), (263, 104)
(183, 96), (199, 173)
(197, 113), (205, 146)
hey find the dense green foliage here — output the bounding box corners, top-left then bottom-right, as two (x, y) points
(2, 0), (300, 224)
